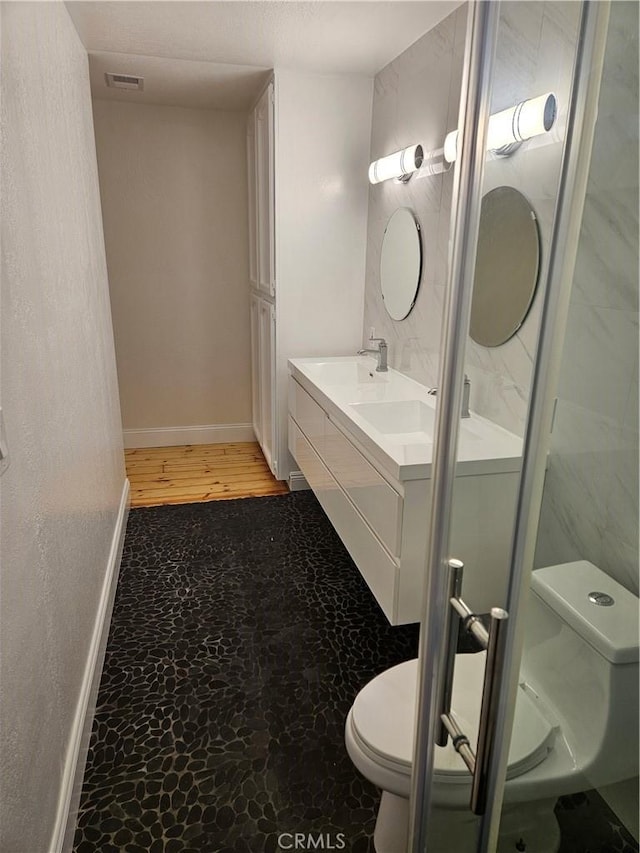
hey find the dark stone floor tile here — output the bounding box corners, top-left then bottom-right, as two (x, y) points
(73, 492), (637, 853)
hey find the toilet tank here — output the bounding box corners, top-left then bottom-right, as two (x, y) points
(521, 561), (639, 786)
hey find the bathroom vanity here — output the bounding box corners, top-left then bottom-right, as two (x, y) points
(288, 356), (522, 624)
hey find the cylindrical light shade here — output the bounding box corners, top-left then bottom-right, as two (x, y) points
(443, 130), (459, 164)
(368, 144), (424, 184)
(487, 92), (557, 150)
(414, 147), (452, 178)
(443, 92), (557, 163)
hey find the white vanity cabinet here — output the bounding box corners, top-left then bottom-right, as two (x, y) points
(287, 359), (522, 625)
(246, 72), (373, 482)
(289, 378), (427, 624)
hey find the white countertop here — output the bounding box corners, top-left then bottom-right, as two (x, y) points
(288, 356), (522, 482)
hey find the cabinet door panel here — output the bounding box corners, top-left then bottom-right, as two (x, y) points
(250, 294), (261, 443)
(247, 114), (258, 290)
(256, 84), (275, 297)
(258, 298), (277, 476)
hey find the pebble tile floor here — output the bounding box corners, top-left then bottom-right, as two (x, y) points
(73, 492), (638, 853)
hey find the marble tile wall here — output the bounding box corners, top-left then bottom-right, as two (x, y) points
(535, 0), (639, 596)
(363, 4), (466, 397)
(363, 2), (581, 437)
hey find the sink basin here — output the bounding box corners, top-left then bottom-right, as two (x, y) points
(303, 360), (388, 386)
(289, 355), (521, 479)
(350, 400), (435, 442)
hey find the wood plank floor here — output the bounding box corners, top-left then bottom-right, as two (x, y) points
(125, 442), (289, 507)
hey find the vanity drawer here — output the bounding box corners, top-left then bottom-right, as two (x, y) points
(288, 379), (325, 452)
(289, 417), (399, 623)
(288, 416), (333, 493)
(323, 418), (403, 557)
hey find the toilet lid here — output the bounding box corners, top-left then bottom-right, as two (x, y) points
(351, 654), (556, 782)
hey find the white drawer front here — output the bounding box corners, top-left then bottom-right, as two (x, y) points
(323, 418), (403, 557)
(289, 379), (326, 453)
(289, 418), (398, 623)
(288, 416), (333, 493)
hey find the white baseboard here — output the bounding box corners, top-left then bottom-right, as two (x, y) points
(50, 478), (131, 853)
(288, 470), (310, 491)
(123, 423), (255, 449)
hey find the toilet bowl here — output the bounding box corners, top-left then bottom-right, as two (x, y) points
(345, 561), (639, 852)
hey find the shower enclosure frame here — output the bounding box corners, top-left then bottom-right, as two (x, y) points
(408, 1), (613, 850)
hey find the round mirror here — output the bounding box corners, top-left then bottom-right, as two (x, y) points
(470, 186), (540, 347)
(380, 208), (422, 321)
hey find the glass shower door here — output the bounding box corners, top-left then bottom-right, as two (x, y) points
(407, 2), (618, 851)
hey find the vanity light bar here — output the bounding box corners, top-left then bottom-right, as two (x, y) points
(368, 144), (424, 184)
(369, 93), (557, 185)
(443, 92), (558, 163)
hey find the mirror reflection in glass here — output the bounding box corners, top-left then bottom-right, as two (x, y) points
(380, 208), (422, 321)
(470, 186), (541, 347)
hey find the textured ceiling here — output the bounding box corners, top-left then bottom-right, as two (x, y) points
(67, 1), (463, 109)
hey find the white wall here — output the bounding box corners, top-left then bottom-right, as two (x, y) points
(364, 2), (582, 437)
(92, 100), (252, 446)
(274, 69), (373, 477)
(0, 3), (127, 851)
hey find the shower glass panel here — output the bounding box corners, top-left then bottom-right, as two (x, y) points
(531, 0), (639, 842)
(407, 2), (637, 851)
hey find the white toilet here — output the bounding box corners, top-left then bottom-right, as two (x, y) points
(345, 561), (639, 852)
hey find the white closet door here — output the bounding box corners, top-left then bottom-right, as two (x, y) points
(247, 114), (258, 291)
(255, 84), (275, 297)
(249, 293), (261, 444)
(258, 298), (277, 476)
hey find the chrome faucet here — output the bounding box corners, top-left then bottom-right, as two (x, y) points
(357, 336), (388, 372)
(427, 375), (471, 418)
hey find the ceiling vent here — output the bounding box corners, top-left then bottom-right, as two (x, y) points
(105, 72), (144, 91)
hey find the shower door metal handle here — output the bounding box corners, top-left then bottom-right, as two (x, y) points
(471, 606), (509, 814)
(438, 568), (509, 816)
(436, 559), (464, 746)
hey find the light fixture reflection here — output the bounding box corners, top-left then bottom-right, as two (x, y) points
(444, 92), (557, 163)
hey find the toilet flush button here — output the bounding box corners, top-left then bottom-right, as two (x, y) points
(588, 591), (615, 606)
